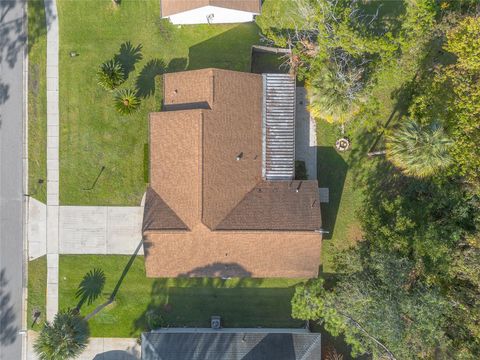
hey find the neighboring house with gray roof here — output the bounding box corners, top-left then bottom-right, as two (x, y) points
(141, 328), (321, 360)
(161, 0), (261, 24)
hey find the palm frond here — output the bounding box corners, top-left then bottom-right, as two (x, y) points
(114, 89), (141, 115)
(386, 120), (453, 178)
(97, 59), (125, 91)
(34, 310), (89, 360)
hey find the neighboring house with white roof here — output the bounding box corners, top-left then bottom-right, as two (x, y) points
(161, 0), (261, 25)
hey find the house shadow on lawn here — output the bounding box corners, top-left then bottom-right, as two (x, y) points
(317, 147), (348, 240)
(187, 23), (260, 71)
(132, 272), (303, 335)
(167, 57), (187, 72)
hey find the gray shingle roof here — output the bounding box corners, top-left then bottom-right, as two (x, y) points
(141, 329), (321, 360)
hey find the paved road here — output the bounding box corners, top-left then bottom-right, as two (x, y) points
(0, 0), (26, 359)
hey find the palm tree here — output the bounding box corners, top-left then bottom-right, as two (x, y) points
(114, 89), (140, 115)
(34, 310), (89, 360)
(386, 120), (453, 178)
(97, 59), (124, 90)
(307, 61), (363, 124)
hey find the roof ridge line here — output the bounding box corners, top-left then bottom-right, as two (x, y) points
(143, 187), (190, 232)
(210, 179), (264, 230)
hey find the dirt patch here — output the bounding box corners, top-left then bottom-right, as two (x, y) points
(347, 223), (363, 244)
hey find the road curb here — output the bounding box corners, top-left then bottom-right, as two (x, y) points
(22, 1), (30, 359)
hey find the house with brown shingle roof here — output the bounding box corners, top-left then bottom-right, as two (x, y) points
(161, 0), (261, 24)
(143, 68), (322, 278)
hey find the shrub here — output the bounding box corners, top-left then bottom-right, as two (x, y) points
(114, 89), (140, 115)
(97, 59), (125, 91)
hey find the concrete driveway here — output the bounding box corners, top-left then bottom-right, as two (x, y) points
(59, 206), (144, 255)
(28, 204), (144, 259)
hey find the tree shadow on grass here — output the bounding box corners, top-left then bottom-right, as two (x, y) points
(84, 240), (143, 321)
(75, 268), (106, 311)
(135, 58), (166, 98)
(114, 41), (143, 80)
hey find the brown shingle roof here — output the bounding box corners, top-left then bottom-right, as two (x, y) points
(216, 181), (321, 231)
(161, 0), (261, 17)
(162, 69), (265, 230)
(143, 187), (189, 231)
(144, 68), (321, 278)
(143, 228), (321, 278)
(149, 109), (203, 230)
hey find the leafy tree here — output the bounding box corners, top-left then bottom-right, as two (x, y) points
(292, 247), (450, 359)
(443, 16), (480, 188)
(259, 0), (438, 130)
(385, 120), (452, 178)
(406, 15), (480, 188)
(114, 89), (140, 115)
(34, 310), (89, 360)
(357, 159), (480, 358)
(444, 16), (480, 71)
(97, 59), (125, 91)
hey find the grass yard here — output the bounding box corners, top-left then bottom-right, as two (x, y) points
(59, 255), (304, 338)
(316, 120), (364, 272)
(251, 50), (287, 74)
(316, 62), (416, 272)
(58, 0), (260, 205)
(315, 0), (425, 273)
(27, 0), (47, 203)
(27, 256), (47, 331)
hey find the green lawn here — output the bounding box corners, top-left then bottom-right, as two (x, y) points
(317, 38), (420, 274)
(59, 255), (304, 337)
(27, 256), (47, 331)
(28, 0), (47, 203)
(58, 0), (260, 205)
(316, 120), (364, 272)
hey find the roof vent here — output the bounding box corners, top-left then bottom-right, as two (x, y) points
(211, 316), (221, 329)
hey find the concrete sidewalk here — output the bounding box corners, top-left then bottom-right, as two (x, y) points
(295, 87), (317, 180)
(45, 0), (59, 322)
(27, 332), (141, 360)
